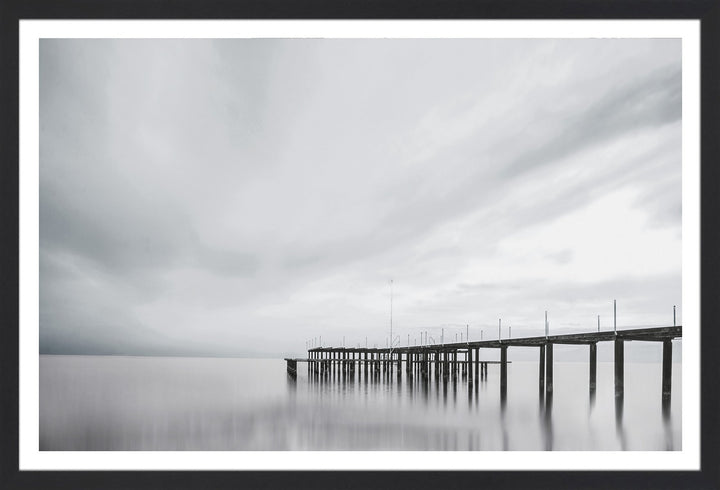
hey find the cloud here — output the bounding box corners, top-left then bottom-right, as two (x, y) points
(500, 64), (681, 179)
(39, 38), (682, 356)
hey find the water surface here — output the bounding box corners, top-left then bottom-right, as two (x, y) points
(39, 355), (680, 450)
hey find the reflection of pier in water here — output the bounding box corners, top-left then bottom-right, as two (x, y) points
(287, 325), (681, 448)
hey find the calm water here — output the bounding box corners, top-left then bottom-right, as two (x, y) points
(39, 355), (680, 450)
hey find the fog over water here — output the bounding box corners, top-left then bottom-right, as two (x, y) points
(40, 355), (680, 451)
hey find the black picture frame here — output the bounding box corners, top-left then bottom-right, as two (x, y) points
(1, 1), (718, 489)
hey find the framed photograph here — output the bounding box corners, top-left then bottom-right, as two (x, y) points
(3, 1), (719, 489)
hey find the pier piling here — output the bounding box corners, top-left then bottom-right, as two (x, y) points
(545, 343), (554, 394)
(468, 347), (473, 382)
(500, 346), (508, 398)
(589, 343), (597, 392)
(662, 339), (672, 398)
(539, 345), (545, 393)
(614, 339), (624, 397)
(300, 325), (681, 408)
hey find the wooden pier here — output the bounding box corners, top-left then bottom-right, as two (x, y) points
(288, 325), (681, 401)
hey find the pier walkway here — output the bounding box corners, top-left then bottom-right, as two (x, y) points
(287, 326), (681, 401)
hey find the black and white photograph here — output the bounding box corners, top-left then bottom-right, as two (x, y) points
(12, 18), (709, 478)
(36, 32), (686, 454)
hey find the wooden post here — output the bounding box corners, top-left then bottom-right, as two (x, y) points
(546, 343), (554, 394)
(468, 347), (473, 382)
(614, 339), (624, 397)
(444, 351), (449, 379)
(474, 348), (479, 380)
(589, 343), (597, 392)
(500, 346), (508, 397)
(539, 344), (545, 392)
(662, 339), (672, 397)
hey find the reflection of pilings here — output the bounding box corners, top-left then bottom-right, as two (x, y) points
(468, 359), (474, 406)
(615, 393), (626, 450)
(614, 339), (624, 397)
(662, 394), (673, 450)
(442, 372), (448, 405)
(500, 392), (509, 451)
(542, 391), (554, 451)
(452, 368), (458, 404)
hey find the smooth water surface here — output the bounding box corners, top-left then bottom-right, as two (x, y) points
(39, 355), (681, 450)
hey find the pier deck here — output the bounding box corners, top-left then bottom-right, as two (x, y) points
(305, 326), (681, 353)
(290, 325), (681, 403)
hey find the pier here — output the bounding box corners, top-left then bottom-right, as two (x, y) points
(287, 325), (681, 402)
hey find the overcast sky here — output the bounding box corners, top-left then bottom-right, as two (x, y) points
(39, 39), (682, 358)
